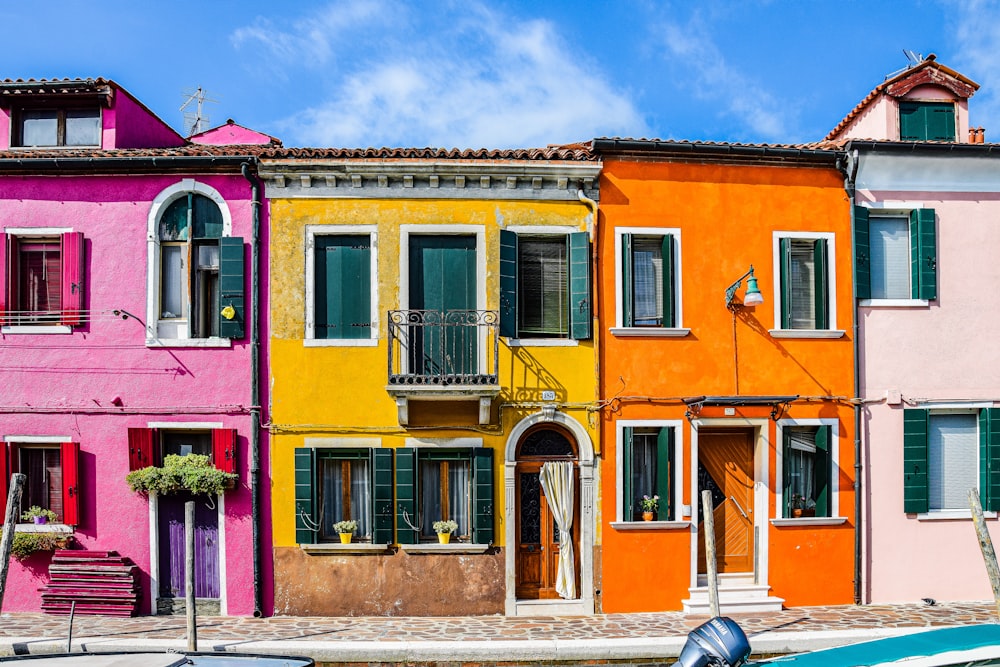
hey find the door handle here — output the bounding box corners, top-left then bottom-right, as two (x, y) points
(729, 495), (750, 521)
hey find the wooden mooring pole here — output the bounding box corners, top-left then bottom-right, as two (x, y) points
(702, 489), (721, 617)
(185, 501), (197, 651)
(0, 474), (26, 613)
(969, 488), (1000, 620)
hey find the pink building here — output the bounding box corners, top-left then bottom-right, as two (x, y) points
(0, 78), (273, 615)
(829, 56), (1000, 603)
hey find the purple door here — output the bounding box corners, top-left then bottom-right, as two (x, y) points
(158, 493), (220, 599)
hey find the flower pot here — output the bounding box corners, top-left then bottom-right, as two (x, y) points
(437, 532), (451, 544)
(33, 516), (47, 525)
(642, 511), (654, 522)
(339, 533), (352, 544)
(792, 508), (803, 518)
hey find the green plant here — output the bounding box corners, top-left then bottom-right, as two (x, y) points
(640, 494), (659, 513)
(433, 519), (458, 534)
(791, 493), (806, 510)
(125, 454), (238, 496)
(333, 520), (357, 534)
(11, 532), (60, 559)
(21, 506), (57, 523)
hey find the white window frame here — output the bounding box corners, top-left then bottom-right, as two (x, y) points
(610, 419), (688, 529)
(2, 226), (74, 335)
(918, 406), (985, 520)
(304, 225), (378, 347)
(772, 418), (846, 526)
(145, 180), (233, 348)
(859, 202), (930, 308)
(610, 226), (688, 338)
(770, 231), (844, 338)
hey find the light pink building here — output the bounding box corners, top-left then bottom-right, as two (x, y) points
(0, 78), (274, 615)
(830, 56), (1000, 603)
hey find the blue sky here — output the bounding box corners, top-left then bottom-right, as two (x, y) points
(5, 1), (999, 148)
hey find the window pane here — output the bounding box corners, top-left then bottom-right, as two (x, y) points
(631, 431), (657, 520)
(160, 245), (185, 318)
(160, 198), (191, 241)
(20, 448), (62, 521)
(870, 218), (910, 299)
(192, 194), (224, 239)
(632, 238), (663, 325)
(448, 460), (470, 537)
(785, 427), (818, 516)
(788, 239), (817, 329)
(18, 241), (62, 319)
(419, 460), (443, 537)
(319, 457), (371, 540)
(314, 235), (371, 340)
(65, 109), (100, 146)
(161, 431), (211, 457)
(20, 110), (58, 146)
(928, 413), (978, 511)
(520, 238), (567, 335)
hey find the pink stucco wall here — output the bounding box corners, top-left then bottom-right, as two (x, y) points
(860, 190), (1000, 603)
(190, 122), (276, 146)
(836, 87), (970, 142)
(107, 88), (186, 149)
(0, 173), (268, 615)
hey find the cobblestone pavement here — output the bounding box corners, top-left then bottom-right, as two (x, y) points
(0, 602), (995, 643)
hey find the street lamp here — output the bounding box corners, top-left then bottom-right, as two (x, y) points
(724, 266), (764, 310)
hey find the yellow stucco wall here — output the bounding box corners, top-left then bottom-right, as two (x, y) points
(268, 197), (599, 548)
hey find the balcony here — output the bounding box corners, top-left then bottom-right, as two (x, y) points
(386, 309), (500, 425)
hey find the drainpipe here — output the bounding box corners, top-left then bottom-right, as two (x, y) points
(578, 184), (600, 417)
(841, 148), (863, 605)
(241, 161), (264, 617)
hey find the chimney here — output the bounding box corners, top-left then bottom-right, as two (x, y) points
(979, 127), (987, 144)
(970, 127), (978, 143)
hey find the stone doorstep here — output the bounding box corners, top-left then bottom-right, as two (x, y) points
(156, 597), (221, 616)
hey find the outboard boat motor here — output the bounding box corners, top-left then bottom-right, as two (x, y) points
(674, 616), (752, 667)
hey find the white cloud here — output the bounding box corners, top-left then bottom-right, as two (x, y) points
(948, 0), (1000, 138)
(658, 13), (796, 142)
(238, 2), (644, 148)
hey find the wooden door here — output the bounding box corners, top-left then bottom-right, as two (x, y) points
(158, 493), (220, 599)
(515, 461), (579, 599)
(697, 430), (755, 573)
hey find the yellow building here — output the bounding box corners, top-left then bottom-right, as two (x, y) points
(261, 148), (602, 616)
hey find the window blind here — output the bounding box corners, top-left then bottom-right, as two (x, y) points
(928, 413), (978, 510)
(870, 218), (909, 299)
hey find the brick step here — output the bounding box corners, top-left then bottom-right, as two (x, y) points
(41, 550), (140, 617)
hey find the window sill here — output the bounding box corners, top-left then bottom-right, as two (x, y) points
(2, 325), (72, 335)
(610, 520), (691, 531)
(399, 542), (490, 554)
(859, 299), (930, 308)
(770, 517), (848, 527)
(303, 338), (378, 347)
(768, 329), (845, 339)
(300, 542), (390, 555)
(915, 510), (997, 521)
(609, 327), (691, 338)
(505, 338), (578, 347)
(14, 523), (73, 534)
(146, 337), (232, 349)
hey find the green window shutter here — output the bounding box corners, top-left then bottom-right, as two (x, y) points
(782, 430), (792, 518)
(568, 232), (591, 340)
(656, 427), (674, 520)
(899, 101), (923, 141)
(218, 237), (245, 339)
(983, 409), (1000, 512)
(472, 447), (494, 544)
(853, 206), (871, 300)
(372, 449), (394, 544)
(910, 209), (937, 300)
(661, 235), (676, 328)
(779, 237), (792, 329)
(928, 104), (957, 141)
(394, 447), (418, 544)
(294, 448), (316, 544)
(499, 229), (518, 338)
(315, 236), (371, 340)
(621, 234), (633, 327)
(813, 426), (831, 517)
(622, 427), (634, 521)
(813, 239), (829, 330)
(903, 409), (930, 514)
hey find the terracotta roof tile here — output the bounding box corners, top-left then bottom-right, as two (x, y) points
(257, 145), (595, 161)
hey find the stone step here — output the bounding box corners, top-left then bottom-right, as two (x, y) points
(682, 583), (784, 614)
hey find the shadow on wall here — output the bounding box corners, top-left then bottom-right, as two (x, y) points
(502, 343), (568, 402)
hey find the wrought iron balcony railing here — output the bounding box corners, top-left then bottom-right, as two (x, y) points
(387, 309), (499, 387)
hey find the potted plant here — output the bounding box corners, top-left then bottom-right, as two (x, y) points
(11, 532), (61, 559)
(333, 520), (357, 544)
(125, 453), (238, 496)
(639, 494), (659, 521)
(433, 519), (458, 544)
(21, 506), (57, 525)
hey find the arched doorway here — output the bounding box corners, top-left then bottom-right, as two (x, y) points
(514, 426), (578, 599)
(504, 409), (595, 616)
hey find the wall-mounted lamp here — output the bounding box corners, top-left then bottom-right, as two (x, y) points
(725, 266), (764, 309)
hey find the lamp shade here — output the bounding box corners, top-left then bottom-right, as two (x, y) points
(743, 275), (764, 306)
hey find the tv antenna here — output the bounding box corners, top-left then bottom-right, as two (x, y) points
(903, 49), (923, 67)
(180, 87), (218, 136)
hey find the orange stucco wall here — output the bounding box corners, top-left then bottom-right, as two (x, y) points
(596, 158), (856, 612)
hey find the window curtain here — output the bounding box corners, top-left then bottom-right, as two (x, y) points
(420, 460), (441, 536)
(351, 459), (372, 537)
(449, 460), (470, 536)
(788, 240), (816, 328)
(870, 218), (909, 299)
(786, 428), (816, 508)
(321, 458), (371, 538)
(631, 433), (656, 517)
(539, 461), (576, 600)
(632, 239), (663, 325)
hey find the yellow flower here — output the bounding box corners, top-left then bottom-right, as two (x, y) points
(221, 305), (236, 320)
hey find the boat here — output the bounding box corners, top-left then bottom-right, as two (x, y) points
(0, 653), (314, 667)
(676, 616), (1000, 667)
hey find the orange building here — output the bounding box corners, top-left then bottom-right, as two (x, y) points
(592, 140), (855, 613)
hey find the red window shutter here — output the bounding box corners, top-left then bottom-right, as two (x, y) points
(0, 233), (7, 322)
(212, 428), (237, 474)
(61, 442), (80, 526)
(0, 444), (8, 525)
(127, 428), (156, 471)
(61, 232), (85, 327)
